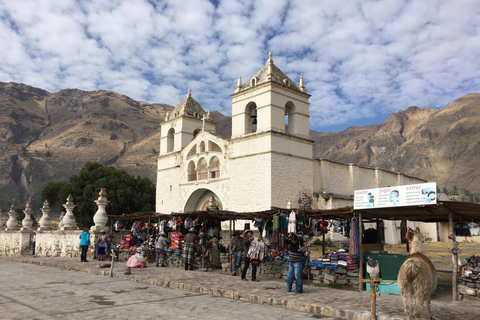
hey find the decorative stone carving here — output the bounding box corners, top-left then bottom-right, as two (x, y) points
(20, 201), (33, 231)
(90, 188), (110, 232)
(61, 195), (76, 230)
(58, 211), (65, 229)
(38, 200), (52, 231)
(5, 205), (17, 231)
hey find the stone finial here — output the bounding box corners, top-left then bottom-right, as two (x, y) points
(267, 52), (273, 80)
(21, 201), (34, 231)
(286, 200), (292, 210)
(61, 194), (77, 230)
(206, 110), (212, 120)
(6, 204), (17, 231)
(38, 200), (52, 231)
(235, 77), (242, 93)
(299, 76), (306, 92)
(91, 188), (110, 233)
(188, 88), (192, 97)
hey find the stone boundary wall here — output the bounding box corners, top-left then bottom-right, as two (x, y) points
(36, 231), (85, 258)
(0, 232), (25, 256)
(0, 230), (99, 259)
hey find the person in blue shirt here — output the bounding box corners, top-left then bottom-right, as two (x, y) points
(79, 228), (91, 262)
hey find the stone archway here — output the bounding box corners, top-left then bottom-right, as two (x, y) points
(184, 188), (223, 212)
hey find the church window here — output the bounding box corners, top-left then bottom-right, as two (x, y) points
(285, 101), (295, 134)
(167, 128), (175, 152)
(251, 78), (256, 86)
(193, 129), (201, 140)
(187, 161), (197, 182)
(197, 158), (208, 180)
(209, 156), (220, 179)
(187, 145), (196, 158)
(245, 102), (257, 134)
(199, 141), (206, 153)
(208, 141), (221, 153)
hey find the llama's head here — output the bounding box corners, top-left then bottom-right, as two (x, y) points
(408, 227), (422, 254)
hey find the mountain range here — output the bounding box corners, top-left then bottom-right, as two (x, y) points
(0, 81), (479, 212)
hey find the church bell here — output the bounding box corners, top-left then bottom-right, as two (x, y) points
(250, 108), (257, 124)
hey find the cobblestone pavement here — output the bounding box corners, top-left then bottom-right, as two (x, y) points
(0, 261), (340, 320)
(1, 256), (479, 320)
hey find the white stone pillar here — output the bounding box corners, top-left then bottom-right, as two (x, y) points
(38, 200), (52, 231)
(90, 188), (110, 233)
(5, 205), (17, 231)
(20, 201), (33, 231)
(58, 211), (65, 229)
(61, 194), (77, 231)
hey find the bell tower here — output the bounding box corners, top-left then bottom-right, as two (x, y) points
(159, 88), (215, 154)
(230, 52), (311, 139)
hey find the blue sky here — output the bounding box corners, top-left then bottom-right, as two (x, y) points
(1, 0), (480, 132)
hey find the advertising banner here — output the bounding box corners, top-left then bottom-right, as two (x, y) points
(353, 182), (437, 210)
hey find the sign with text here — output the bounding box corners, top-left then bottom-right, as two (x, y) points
(353, 182), (437, 210)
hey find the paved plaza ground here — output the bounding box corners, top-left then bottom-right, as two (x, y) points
(1, 256), (479, 320)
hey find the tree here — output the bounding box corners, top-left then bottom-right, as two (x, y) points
(15, 207), (38, 228)
(41, 162), (156, 229)
(452, 185), (458, 196)
(442, 186), (448, 194)
(42, 181), (69, 214)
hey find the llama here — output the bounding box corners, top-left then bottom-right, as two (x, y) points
(397, 228), (437, 320)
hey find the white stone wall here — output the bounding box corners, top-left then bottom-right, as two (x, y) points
(35, 230), (88, 258)
(0, 231), (24, 256)
(0, 230), (94, 258)
(271, 153), (314, 208)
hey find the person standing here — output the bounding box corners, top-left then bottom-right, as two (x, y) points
(183, 228), (200, 270)
(32, 232), (36, 256)
(241, 230), (259, 282)
(285, 233), (305, 293)
(79, 228), (90, 262)
(95, 230), (109, 261)
(155, 232), (168, 267)
(229, 231), (243, 276)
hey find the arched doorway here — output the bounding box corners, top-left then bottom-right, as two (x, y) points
(184, 188), (223, 212)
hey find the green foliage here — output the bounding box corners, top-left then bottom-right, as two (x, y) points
(151, 148), (157, 154)
(441, 185), (480, 203)
(42, 181), (69, 208)
(45, 150), (52, 157)
(20, 146), (27, 155)
(15, 208), (38, 227)
(41, 162), (156, 229)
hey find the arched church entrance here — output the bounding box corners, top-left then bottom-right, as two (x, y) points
(184, 188), (223, 212)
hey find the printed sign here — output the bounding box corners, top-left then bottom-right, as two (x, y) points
(353, 182), (437, 210)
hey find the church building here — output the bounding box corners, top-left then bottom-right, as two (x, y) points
(155, 53), (428, 244)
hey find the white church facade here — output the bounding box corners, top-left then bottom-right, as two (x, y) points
(155, 53), (430, 244)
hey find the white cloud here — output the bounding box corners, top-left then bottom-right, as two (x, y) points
(1, 0), (480, 131)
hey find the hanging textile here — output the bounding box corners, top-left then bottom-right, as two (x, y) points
(247, 237), (265, 261)
(288, 210), (297, 233)
(349, 218), (359, 256)
(273, 215), (280, 229)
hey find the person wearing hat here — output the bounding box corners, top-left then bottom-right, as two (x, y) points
(95, 230), (109, 261)
(229, 231), (243, 276)
(241, 230), (259, 281)
(182, 228), (200, 270)
(155, 232), (168, 267)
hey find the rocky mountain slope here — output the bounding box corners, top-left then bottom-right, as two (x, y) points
(0, 81), (479, 212)
(311, 94), (480, 194)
